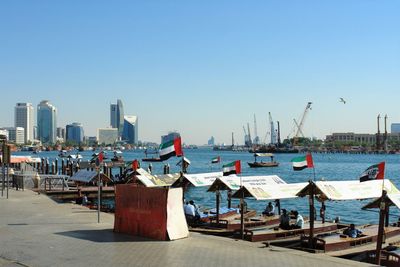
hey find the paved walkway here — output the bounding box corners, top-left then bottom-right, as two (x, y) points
(0, 189), (374, 267)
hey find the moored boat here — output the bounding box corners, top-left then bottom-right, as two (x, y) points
(247, 153), (279, 168)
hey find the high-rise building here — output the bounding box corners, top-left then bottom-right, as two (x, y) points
(37, 100), (57, 144)
(57, 127), (65, 140)
(4, 127), (25, 144)
(66, 123), (84, 144)
(122, 115), (138, 144)
(110, 99), (124, 138)
(14, 103), (34, 143)
(208, 136), (215, 146)
(0, 129), (9, 141)
(161, 131), (180, 144)
(97, 128), (118, 145)
(391, 123), (400, 134)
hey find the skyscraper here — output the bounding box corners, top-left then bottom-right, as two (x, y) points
(14, 103), (34, 143)
(110, 99), (124, 138)
(122, 115), (138, 144)
(37, 100), (57, 144)
(66, 123), (84, 144)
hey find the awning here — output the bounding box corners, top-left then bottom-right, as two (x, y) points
(172, 172), (223, 187)
(208, 175), (286, 192)
(296, 179), (400, 201)
(135, 168), (181, 187)
(1, 156), (41, 164)
(232, 182), (308, 200)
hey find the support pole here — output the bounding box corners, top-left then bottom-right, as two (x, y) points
(376, 190), (387, 265)
(240, 189), (245, 240)
(308, 180), (315, 248)
(216, 189), (220, 225)
(227, 190), (232, 209)
(97, 168), (101, 223)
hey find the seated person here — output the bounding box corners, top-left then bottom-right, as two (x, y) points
(262, 202), (275, 216)
(184, 201), (196, 222)
(279, 209), (290, 230)
(290, 211), (304, 229)
(343, 224), (362, 238)
(189, 200), (201, 220)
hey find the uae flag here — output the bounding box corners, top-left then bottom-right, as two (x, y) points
(132, 159), (139, 171)
(291, 153), (314, 171)
(159, 137), (183, 161)
(223, 160), (241, 176)
(359, 162), (385, 182)
(211, 156), (220, 164)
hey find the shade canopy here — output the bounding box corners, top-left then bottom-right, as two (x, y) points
(296, 179), (400, 202)
(232, 182), (308, 200)
(208, 175), (286, 192)
(171, 172), (223, 187)
(135, 168), (181, 187)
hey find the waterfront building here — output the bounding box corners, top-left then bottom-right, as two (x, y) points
(208, 136), (215, 146)
(326, 132), (400, 146)
(97, 128), (118, 145)
(86, 136), (97, 146)
(37, 100), (57, 144)
(66, 123), (84, 144)
(391, 123), (400, 134)
(14, 103), (34, 143)
(0, 129), (9, 141)
(110, 99), (124, 138)
(4, 127), (24, 144)
(122, 115), (138, 144)
(57, 127), (65, 140)
(161, 131), (180, 144)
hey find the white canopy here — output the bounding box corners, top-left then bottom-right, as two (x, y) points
(172, 172), (223, 187)
(232, 182), (308, 200)
(208, 175), (286, 192)
(135, 168), (181, 187)
(296, 179), (400, 201)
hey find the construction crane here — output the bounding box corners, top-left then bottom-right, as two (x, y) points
(243, 126), (249, 146)
(293, 102), (312, 146)
(253, 114), (260, 145)
(247, 123), (252, 147)
(268, 112), (276, 145)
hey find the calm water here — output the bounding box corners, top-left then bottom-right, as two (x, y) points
(15, 148), (400, 225)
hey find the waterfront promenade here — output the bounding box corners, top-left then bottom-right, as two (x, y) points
(0, 189), (374, 267)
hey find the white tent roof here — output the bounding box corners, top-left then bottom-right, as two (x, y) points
(232, 182), (308, 200)
(208, 175), (286, 192)
(297, 179), (400, 201)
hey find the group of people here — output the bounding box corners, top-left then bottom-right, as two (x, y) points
(184, 200), (201, 223)
(262, 202), (304, 230)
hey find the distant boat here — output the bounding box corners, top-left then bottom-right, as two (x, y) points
(249, 145), (299, 154)
(142, 148), (162, 162)
(247, 153), (279, 168)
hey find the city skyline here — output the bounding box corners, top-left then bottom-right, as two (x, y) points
(1, 1), (399, 145)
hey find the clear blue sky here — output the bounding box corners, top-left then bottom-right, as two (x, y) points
(0, 1), (399, 145)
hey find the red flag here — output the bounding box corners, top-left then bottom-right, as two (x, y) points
(174, 137), (183, 157)
(306, 153), (314, 168)
(98, 152), (104, 163)
(359, 162), (385, 182)
(132, 159), (138, 171)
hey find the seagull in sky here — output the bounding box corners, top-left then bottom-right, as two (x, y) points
(339, 97), (346, 104)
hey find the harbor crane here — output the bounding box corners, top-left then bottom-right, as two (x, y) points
(269, 112), (276, 145)
(247, 123), (252, 147)
(253, 114), (260, 145)
(293, 102), (312, 146)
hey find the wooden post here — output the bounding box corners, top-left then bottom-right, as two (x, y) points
(240, 189), (245, 240)
(376, 190), (387, 265)
(216, 188), (220, 225)
(61, 159), (65, 175)
(308, 180), (315, 248)
(227, 190), (232, 209)
(55, 158), (58, 174)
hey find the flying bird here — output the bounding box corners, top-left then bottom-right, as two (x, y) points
(339, 98), (346, 104)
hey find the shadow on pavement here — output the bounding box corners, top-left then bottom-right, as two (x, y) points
(55, 229), (156, 243)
